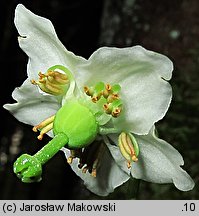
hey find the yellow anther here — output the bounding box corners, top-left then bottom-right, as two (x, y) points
(47, 70), (68, 84)
(67, 156), (74, 164)
(67, 150), (82, 164)
(102, 84), (112, 98)
(105, 84), (112, 91)
(103, 103), (111, 114)
(92, 96), (100, 103)
(84, 86), (90, 95)
(45, 81), (62, 94)
(107, 93), (119, 103)
(112, 107), (122, 117)
(33, 116), (55, 132)
(127, 161), (131, 169)
(37, 122), (53, 140)
(84, 86), (95, 97)
(132, 155), (138, 162)
(31, 79), (37, 85)
(91, 168), (97, 177)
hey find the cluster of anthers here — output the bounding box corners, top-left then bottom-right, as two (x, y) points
(84, 82), (122, 118)
(31, 69), (69, 96)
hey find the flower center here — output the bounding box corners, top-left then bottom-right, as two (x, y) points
(31, 65), (71, 95)
(84, 82), (123, 118)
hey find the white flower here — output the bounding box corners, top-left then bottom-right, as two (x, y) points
(4, 4), (194, 196)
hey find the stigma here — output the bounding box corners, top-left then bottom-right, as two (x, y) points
(31, 69), (69, 95)
(118, 132), (139, 169)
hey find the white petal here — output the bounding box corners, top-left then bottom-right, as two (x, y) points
(132, 128), (195, 191)
(107, 128), (195, 191)
(61, 146), (130, 196)
(3, 79), (60, 128)
(15, 4), (85, 80)
(76, 46), (173, 134)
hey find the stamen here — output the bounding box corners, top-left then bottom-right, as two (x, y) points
(33, 115), (55, 132)
(39, 71), (45, 78)
(83, 82), (123, 118)
(103, 84), (112, 99)
(67, 156), (74, 164)
(91, 168), (97, 177)
(31, 68), (70, 95)
(105, 84), (112, 91)
(31, 79), (37, 85)
(33, 115), (55, 140)
(112, 107), (122, 117)
(91, 144), (105, 177)
(37, 122), (53, 140)
(103, 103), (112, 114)
(92, 95), (100, 103)
(107, 93), (119, 103)
(118, 132), (139, 169)
(127, 161), (131, 169)
(45, 81), (63, 94)
(67, 149), (82, 164)
(84, 86), (93, 96)
(47, 71), (69, 84)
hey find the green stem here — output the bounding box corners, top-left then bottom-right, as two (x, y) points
(34, 133), (69, 165)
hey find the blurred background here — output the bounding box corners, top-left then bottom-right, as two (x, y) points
(0, 0), (198, 199)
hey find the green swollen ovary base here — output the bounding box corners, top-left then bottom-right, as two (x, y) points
(53, 99), (98, 149)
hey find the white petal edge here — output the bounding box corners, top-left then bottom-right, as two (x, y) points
(61, 145), (130, 196)
(3, 79), (61, 128)
(15, 4), (86, 80)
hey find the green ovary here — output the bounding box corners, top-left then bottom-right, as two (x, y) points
(53, 99), (98, 149)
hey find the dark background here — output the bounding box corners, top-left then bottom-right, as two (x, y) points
(0, 0), (198, 199)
